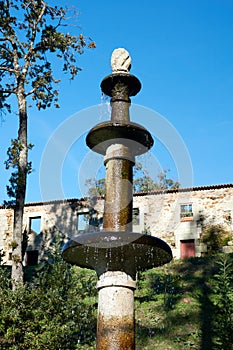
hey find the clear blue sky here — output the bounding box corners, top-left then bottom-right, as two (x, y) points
(1, 0), (233, 203)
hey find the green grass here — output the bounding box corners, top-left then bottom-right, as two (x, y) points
(135, 255), (233, 349)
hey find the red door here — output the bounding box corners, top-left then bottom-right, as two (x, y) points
(180, 240), (195, 259)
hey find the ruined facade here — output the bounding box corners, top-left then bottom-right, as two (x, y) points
(0, 183), (233, 266)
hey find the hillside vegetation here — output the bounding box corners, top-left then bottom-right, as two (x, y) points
(0, 246), (232, 349)
(135, 254), (233, 349)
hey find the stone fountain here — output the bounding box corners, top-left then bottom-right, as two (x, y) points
(62, 48), (172, 349)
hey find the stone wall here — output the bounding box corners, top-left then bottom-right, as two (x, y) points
(0, 199), (90, 265)
(0, 184), (233, 265)
(133, 185), (233, 258)
(0, 208), (14, 263)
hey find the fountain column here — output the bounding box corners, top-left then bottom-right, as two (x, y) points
(96, 50), (137, 349)
(62, 48), (173, 350)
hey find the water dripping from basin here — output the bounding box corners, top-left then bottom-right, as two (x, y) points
(62, 48), (172, 350)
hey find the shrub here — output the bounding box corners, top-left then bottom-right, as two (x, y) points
(209, 254), (233, 349)
(201, 224), (232, 254)
(0, 243), (97, 349)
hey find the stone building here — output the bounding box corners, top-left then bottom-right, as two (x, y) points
(0, 183), (233, 266)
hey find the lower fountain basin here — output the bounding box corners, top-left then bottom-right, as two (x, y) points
(62, 231), (172, 277)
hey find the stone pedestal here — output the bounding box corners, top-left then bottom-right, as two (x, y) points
(96, 271), (136, 350)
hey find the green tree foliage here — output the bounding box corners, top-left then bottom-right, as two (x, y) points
(86, 163), (180, 196)
(201, 224), (232, 254)
(0, 0), (95, 113)
(0, 0), (95, 288)
(209, 254), (233, 349)
(133, 164), (180, 193)
(85, 178), (105, 197)
(0, 242), (97, 349)
(4, 139), (34, 206)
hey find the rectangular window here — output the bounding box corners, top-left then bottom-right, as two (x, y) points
(180, 204), (193, 220)
(29, 217), (41, 234)
(133, 208), (140, 226)
(78, 213), (89, 232)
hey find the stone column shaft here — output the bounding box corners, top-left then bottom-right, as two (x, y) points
(103, 144), (134, 232)
(96, 271), (136, 350)
(110, 78), (131, 123)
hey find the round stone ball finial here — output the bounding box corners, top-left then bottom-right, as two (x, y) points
(111, 48), (131, 73)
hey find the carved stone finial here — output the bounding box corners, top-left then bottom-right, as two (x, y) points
(111, 48), (131, 73)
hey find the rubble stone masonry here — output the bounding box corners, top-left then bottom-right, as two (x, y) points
(1, 184), (233, 265)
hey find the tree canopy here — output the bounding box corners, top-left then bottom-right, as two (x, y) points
(86, 163), (180, 197)
(0, 0), (95, 114)
(0, 0), (95, 288)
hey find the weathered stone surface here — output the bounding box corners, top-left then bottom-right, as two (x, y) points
(0, 184), (233, 264)
(96, 271), (135, 350)
(111, 48), (131, 73)
(132, 186), (233, 258)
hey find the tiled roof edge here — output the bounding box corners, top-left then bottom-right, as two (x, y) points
(0, 197), (90, 209)
(133, 183), (233, 196)
(1, 183), (232, 209)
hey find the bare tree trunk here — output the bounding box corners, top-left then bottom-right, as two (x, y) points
(11, 87), (28, 290)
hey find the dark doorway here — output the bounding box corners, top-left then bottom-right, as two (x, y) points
(180, 239), (195, 259)
(26, 250), (39, 266)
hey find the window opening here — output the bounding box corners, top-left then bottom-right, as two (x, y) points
(29, 217), (41, 234)
(133, 208), (140, 226)
(78, 213), (89, 232)
(180, 204), (193, 219)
